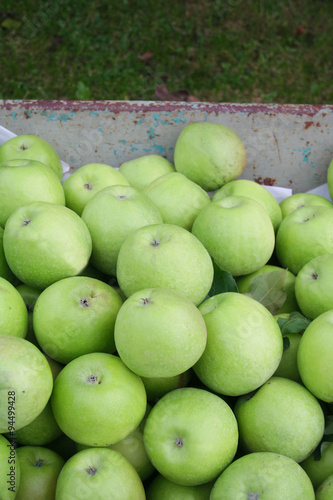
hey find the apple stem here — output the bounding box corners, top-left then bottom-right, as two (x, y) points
(86, 466), (97, 476)
(175, 437), (184, 447)
(87, 375), (98, 384)
(80, 298), (89, 308)
(34, 459), (44, 467)
(151, 239), (160, 247)
(141, 298), (150, 306)
(22, 218), (31, 226)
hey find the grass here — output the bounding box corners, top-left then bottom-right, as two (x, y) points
(0, 0), (332, 103)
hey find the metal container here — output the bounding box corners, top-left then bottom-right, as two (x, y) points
(0, 100), (332, 192)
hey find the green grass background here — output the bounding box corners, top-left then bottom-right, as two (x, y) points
(1, 0), (332, 103)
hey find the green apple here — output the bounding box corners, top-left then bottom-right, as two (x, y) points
(119, 154), (175, 190)
(142, 370), (192, 402)
(210, 452), (315, 500)
(0, 159), (65, 227)
(280, 193), (333, 219)
(295, 254), (333, 319)
(16, 446), (64, 500)
(33, 276), (123, 363)
(0, 433), (20, 500)
(174, 122), (246, 191)
(0, 134), (63, 180)
(0, 277), (28, 338)
(143, 172), (210, 230)
(116, 223), (214, 306)
(51, 352), (147, 446)
(0, 335), (53, 432)
(55, 448), (145, 499)
(16, 284), (41, 346)
(146, 474), (213, 500)
(327, 157), (333, 200)
(297, 311), (333, 403)
(192, 196), (275, 276)
(301, 442), (333, 490)
(0, 226), (16, 284)
(237, 265), (298, 314)
(115, 288), (207, 378)
(212, 179), (282, 232)
(63, 163), (130, 216)
(235, 377), (325, 463)
(7, 401), (62, 446)
(193, 293), (283, 396)
(276, 206), (333, 275)
(81, 184), (162, 276)
(143, 387), (238, 486)
(315, 474), (333, 499)
(3, 201), (92, 289)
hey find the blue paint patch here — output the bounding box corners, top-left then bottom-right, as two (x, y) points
(153, 113), (160, 127)
(119, 140), (127, 143)
(98, 126), (103, 133)
(292, 147), (312, 162)
(152, 144), (165, 153)
(152, 112), (171, 127)
(90, 111), (99, 117)
(136, 119), (143, 125)
(11, 112), (18, 120)
(113, 149), (117, 156)
(292, 147), (315, 168)
(174, 110), (187, 124)
(46, 113), (56, 122)
(57, 112), (78, 122)
(146, 126), (166, 154)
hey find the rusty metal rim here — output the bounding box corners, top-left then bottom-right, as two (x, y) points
(0, 100), (332, 117)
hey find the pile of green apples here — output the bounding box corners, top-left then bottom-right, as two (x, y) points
(0, 122), (333, 500)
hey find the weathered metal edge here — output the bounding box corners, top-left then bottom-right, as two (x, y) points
(0, 100), (332, 117)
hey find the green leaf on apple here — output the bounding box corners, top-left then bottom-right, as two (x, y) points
(208, 261), (239, 296)
(283, 336), (290, 352)
(277, 311), (311, 335)
(244, 269), (287, 315)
